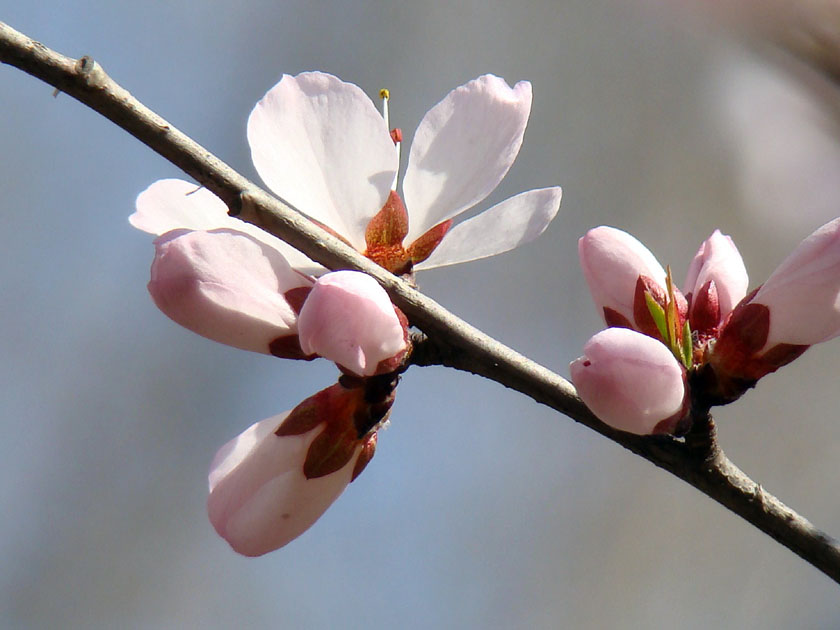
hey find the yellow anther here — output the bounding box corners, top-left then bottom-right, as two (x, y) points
(379, 88), (390, 100)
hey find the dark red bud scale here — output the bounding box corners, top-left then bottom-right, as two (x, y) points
(689, 279), (721, 338)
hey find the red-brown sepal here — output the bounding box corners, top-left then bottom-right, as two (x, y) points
(352, 433), (377, 481)
(690, 279), (721, 338)
(712, 302), (770, 379)
(283, 285), (312, 315)
(268, 335), (316, 360)
(277, 379), (398, 480)
(303, 418), (360, 479)
(364, 191), (412, 274)
(603, 307), (634, 330)
(406, 219), (453, 265)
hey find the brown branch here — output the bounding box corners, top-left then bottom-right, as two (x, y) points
(3, 20), (840, 583)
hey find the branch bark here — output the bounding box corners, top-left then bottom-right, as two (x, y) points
(3, 20), (839, 583)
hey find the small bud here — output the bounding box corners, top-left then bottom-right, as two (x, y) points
(148, 229), (312, 354)
(298, 271), (408, 376)
(579, 226), (667, 332)
(683, 230), (748, 335)
(570, 328), (689, 435)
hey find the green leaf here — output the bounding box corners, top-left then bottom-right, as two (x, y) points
(645, 291), (668, 340)
(681, 320), (693, 368)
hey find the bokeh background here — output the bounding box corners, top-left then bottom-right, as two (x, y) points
(3, 1), (840, 628)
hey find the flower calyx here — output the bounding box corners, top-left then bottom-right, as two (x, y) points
(276, 374), (398, 481)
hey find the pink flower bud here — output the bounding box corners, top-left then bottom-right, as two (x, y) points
(750, 217), (840, 347)
(298, 271), (408, 376)
(570, 328), (689, 435)
(207, 383), (380, 557)
(683, 230), (748, 334)
(706, 219), (840, 396)
(578, 226), (667, 332)
(148, 228), (312, 354)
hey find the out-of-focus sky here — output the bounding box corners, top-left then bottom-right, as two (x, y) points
(2, 2), (840, 628)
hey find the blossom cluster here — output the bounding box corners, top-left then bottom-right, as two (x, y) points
(131, 72), (561, 555)
(571, 221), (840, 435)
(133, 66), (840, 557)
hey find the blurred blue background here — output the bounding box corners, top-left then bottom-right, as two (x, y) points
(3, 1), (840, 628)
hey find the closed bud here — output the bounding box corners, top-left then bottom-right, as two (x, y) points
(709, 218), (840, 393)
(207, 382), (388, 557)
(148, 228), (311, 354)
(750, 217), (840, 348)
(570, 328), (689, 435)
(578, 226), (668, 332)
(298, 271), (408, 376)
(683, 230), (748, 336)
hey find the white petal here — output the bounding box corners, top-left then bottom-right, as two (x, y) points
(416, 187), (561, 269)
(131, 178), (232, 234)
(403, 75), (532, 243)
(149, 229), (312, 354)
(132, 179), (324, 275)
(247, 72), (398, 250)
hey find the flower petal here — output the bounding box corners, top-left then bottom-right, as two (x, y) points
(415, 187), (562, 269)
(403, 75), (532, 243)
(752, 217), (840, 346)
(297, 271), (407, 376)
(570, 328), (688, 435)
(149, 229), (312, 354)
(131, 178), (232, 235)
(132, 179), (323, 274)
(207, 412), (358, 557)
(247, 72), (398, 250)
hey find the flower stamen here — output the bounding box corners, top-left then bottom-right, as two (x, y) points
(380, 87), (401, 191)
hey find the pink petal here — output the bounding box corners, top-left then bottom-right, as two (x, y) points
(149, 229), (312, 354)
(416, 187), (562, 269)
(570, 328), (687, 435)
(297, 271), (407, 376)
(132, 179), (322, 274)
(683, 229), (749, 323)
(403, 75), (532, 243)
(207, 413), (358, 557)
(578, 226), (667, 327)
(753, 217), (840, 346)
(247, 72), (398, 250)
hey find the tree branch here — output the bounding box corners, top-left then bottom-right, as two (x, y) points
(3, 20), (839, 583)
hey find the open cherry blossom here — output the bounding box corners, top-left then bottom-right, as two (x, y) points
(246, 71), (562, 273)
(131, 71), (561, 279)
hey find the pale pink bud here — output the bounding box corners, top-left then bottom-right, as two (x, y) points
(207, 384), (379, 557)
(751, 217), (840, 347)
(578, 226), (667, 332)
(148, 229), (312, 354)
(683, 230), (749, 333)
(570, 328), (689, 435)
(298, 271), (408, 376)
